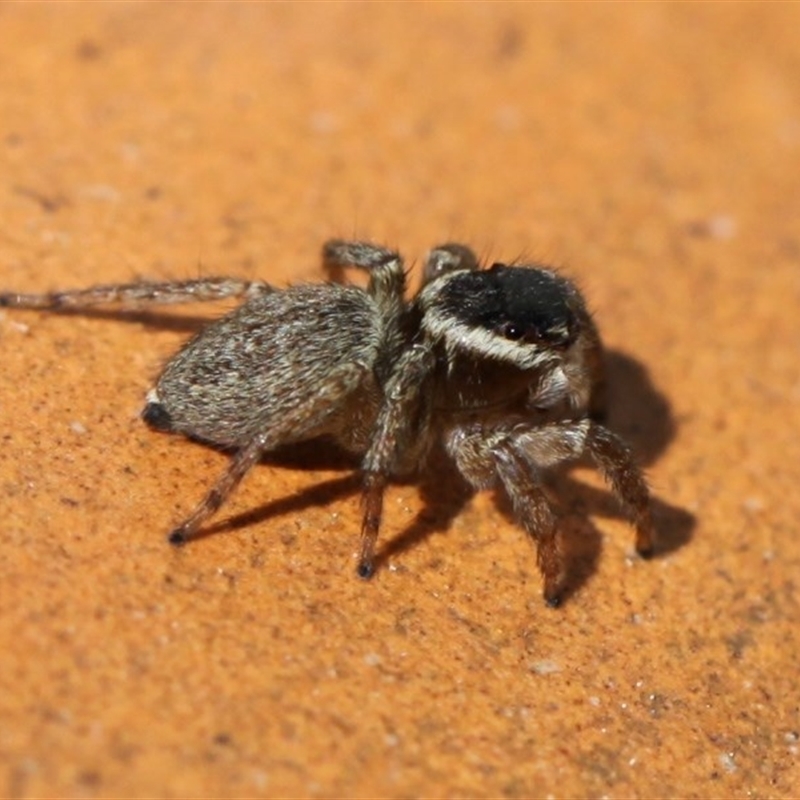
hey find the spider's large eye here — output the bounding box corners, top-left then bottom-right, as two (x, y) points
(498, 322), (526, 340)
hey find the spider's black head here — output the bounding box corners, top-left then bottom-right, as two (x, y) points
(421, 264), (579, 367)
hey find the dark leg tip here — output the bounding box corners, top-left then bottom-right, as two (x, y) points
(356, 560), (375, 580)
(168, 529), (187, 546)
(142, 401), (173, 432)
(636, 545), (656, 560)
(544, 590), (563, 608)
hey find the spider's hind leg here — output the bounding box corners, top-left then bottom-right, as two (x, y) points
(321, 239), (405, 299)
(321, 239), (407, 346)
(0, 277), (270, 311)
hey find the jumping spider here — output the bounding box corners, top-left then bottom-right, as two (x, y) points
(1, 240), (655, 605)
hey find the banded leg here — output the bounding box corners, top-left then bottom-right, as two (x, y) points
(585, 424), (655, 556)
(322, 239), (406, 317)
(446, 423), (566, 605)
(0, 277), (270, 310)
(357, 344), (436, 578)
(493, 445), (564, 606)
(322, 239), (408, 357)
(447, 416), (655, 605)
(168, 432), (269, 544)
(516, 419), (654, 556)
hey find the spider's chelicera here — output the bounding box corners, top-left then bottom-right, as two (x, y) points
(1, 240), (655, 605)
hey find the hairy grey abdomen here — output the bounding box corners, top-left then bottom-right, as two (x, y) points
(144, 285), (383, 448)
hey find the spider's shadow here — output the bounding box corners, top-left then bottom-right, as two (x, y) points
(42, 306), (219, 334)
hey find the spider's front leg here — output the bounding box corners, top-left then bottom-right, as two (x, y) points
(357, 343), (436, 578)
(446, 423), (565, 605)
(494, 446), (565, 605)
(448, 417), (655, 606)
(581, 423), (655, 557)
(516, 419), (654, 602)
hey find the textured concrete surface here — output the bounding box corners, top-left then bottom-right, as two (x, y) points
(1, 3), (799, 797)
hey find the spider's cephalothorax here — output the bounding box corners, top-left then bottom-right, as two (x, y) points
(1, 240), (655, 605)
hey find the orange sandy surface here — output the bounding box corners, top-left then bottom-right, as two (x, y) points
(1, 4), (799, 797)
